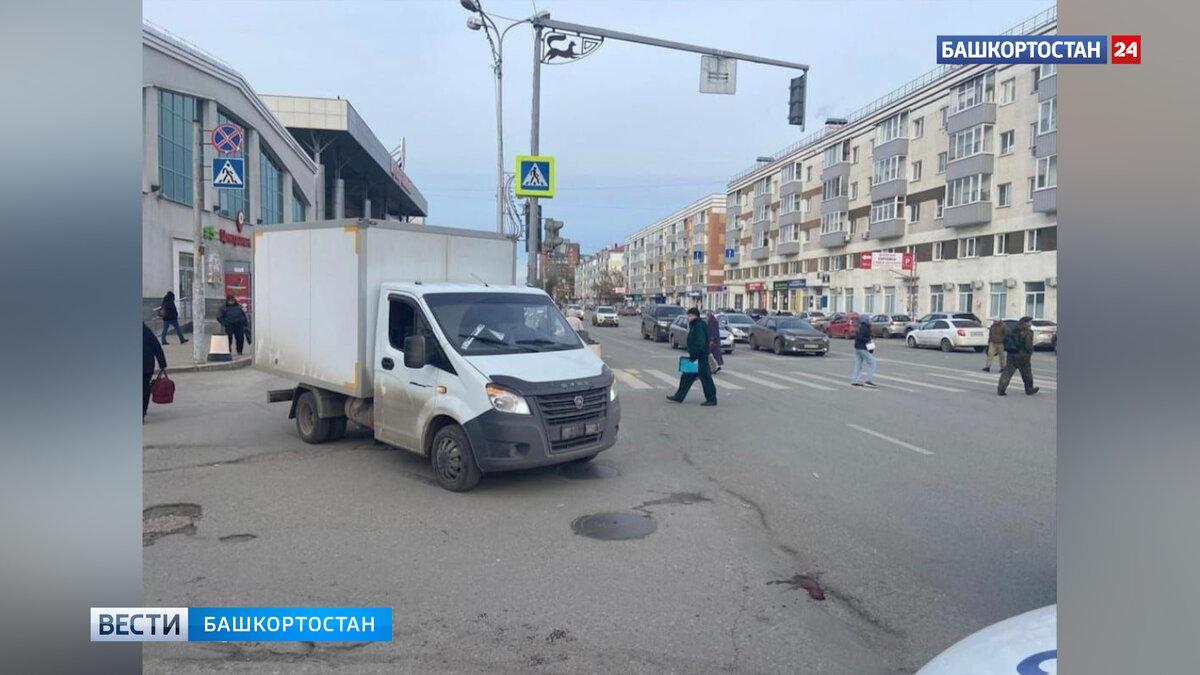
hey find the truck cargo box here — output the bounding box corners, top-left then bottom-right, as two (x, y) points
(252, 219), (516, 398)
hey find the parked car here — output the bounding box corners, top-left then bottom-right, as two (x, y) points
(770, 310), (794, 316)
(798, 311), (828, 331)
(1002, 318), (1057, 350)
(749, 317), (829, 355)
(907, 318), (989, 352)
(667, 315), (733, 353)
(746, 308), (769, 321)
(618, 306), (640, 316)
(905, 312), (981, 335)
(565, 303), (584, 318)
(641, 304), (685, 342)
(869, 313), (911, 338)
(824, 312), (861, 339)
(717, 312), (756, 343)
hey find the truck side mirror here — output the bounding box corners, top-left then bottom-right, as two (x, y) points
(403, 335), (428, 369)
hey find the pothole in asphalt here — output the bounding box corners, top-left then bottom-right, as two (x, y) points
(219, 534), (257, 543)
(768, 573), (826, 601)
(571, 512), (656, 540)
(143, 503), (201, 546)
(639, 491), (711, 507)
(557, 462), (619, 480)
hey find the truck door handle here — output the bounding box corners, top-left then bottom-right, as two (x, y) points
(409, 382), (431, 388)
(381, 357), (394, 370)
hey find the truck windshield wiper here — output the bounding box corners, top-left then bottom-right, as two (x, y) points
(516, 339), (575, 351)
(456, 333), (537, 353)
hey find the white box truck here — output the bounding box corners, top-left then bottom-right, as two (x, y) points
(253, 219), (621, 491)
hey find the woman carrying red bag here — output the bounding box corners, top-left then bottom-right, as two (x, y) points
(143, 323), (168, 420)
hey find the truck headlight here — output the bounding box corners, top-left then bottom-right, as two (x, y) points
(609, 386), (617, 403)
(486, 383), (530, 415)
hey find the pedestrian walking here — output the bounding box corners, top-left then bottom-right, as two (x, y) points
(143, 322), (167, 419)
(851, 314), (878, 388)
(982, 317), (1006, 372)
(706, 310), (724, 373)
(217, 295), (250, 356)
(998, 316), (1040, 396)
(666, 308), (717, 406)
(158, 291), (188, 345)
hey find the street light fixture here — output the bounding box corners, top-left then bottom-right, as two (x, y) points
(459, 0), (480, 12)
(466, 16), (483, 31)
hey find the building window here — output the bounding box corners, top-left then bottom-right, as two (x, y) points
(990, 282), (1007, 317)
(958, 284), (974, 312)
(260, 151), (283, 225)
(998, 182), (1012, 207)
(1030, 122), (1039, 147)
(946, 174), (992, 208)
(1027, 229), (1043, 252)
(844, 288), (856, 313)
(872, 156), (905, 185)
(870, 196), (904, 223)
(911, 160), (923, 183)
(936, 198), (945, 219)
(850, 182), (859, 200)
(933, 241), (945, 261)
(806, 165), (813, 182)
(1000, 77), (1016, 104)
(782, 162), (796, 183)
(803, 228), (811, 243)
(823, 176), (846, 201)
(912, 116), (924, 138)
(754, 229), (769, 249)
(940, 106), (949, 129)
(755, 203), (769, 222)
(863, 288), (876, 314)
(876, 111), (909, 146)
(884, 286), (897, 314)
(1000, 130), (1015, 155)
(216, 111), (248, 219)
(852, 145), (860, 164)
(1025, 281), (1046, 318)
(291, 192), (306, 222)
(823, 140), (850, 167)
(1039, 63), (1057, 79)
(909, 202), (921, 223)
(829, 289), (841, 313)
(953, 71), (995, 113)
(937, 152), (947, 174)
(950, 124), (994, 161)
(960, 237), (979, 258)
(1039, 98), (1057, 134)
(158, 90), (200, 206)
(929, 286), (945, 312)
(1036, 155), (1057, 190)
(1027, 177), (1036, 202)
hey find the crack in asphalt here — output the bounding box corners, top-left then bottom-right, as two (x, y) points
(142, 443), (383, 475)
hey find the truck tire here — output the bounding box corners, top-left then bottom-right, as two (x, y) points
(328, 416), (349, 441)
(295, 391), (332, 444)
(431, 425), (482, 492)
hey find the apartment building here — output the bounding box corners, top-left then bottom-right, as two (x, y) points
(723, 7), (1058, 321)
(625, 195), (727, 310)
(575, 245), (626, 305)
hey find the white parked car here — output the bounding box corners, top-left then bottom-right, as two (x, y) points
(1002, 318), (1057, 351)
(591, 305), (619, 327)
(916, 604), (1055, 675)
(907, 318), (989, 352)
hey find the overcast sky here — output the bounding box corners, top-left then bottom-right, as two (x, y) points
(144, 0), (1051, 272)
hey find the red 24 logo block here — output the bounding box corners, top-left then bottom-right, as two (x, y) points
(1112, 35), (1141, 64)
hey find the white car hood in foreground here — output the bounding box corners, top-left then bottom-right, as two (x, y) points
(915, 604), (1056, 675)
(464, 349), (604, 384)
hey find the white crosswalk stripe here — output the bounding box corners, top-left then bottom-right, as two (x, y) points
(754, 371), (835, 391)
(871, 374), (965, 393)
(928, 371), (1056, 391)
(644, 368), (685, 387)
(720, 371), (790, 390)
(801, 370), (922, 393)
(613, 369), (653, 390)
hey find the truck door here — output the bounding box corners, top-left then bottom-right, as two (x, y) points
(375, 295), (440, 452)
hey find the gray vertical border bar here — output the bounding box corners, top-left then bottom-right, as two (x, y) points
(1059, 0), (1200, 672)
(0, 1), (142, 672)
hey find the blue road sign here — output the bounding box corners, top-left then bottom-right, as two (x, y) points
(515, 155), (555, 198)
(211, 123), (244, 154)
(212, 157), (245, 190)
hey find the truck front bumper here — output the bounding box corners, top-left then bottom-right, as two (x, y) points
(463, 399), (622, 472)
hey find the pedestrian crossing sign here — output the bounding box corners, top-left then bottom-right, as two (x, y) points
(515, 155), (555, 198)
(212, 157), (245, 190)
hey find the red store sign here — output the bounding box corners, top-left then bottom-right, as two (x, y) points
(745, 282), (765, 292)
(219, 229), (252, 248)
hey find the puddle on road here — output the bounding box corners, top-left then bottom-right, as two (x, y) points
(219, 533), (257, 544)
(143, 503), (201, 546)
(571, 512), (656, 540)
(557, 462), (619, 480)
(768, 573), (827, 601)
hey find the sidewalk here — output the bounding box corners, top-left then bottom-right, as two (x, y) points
(158, 333), (252, 374)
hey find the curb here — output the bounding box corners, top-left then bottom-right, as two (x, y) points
(165, 358), (252, 374)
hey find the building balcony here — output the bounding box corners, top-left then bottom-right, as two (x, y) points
(873, 137), (908, 160)
(1035, 131), (1056, 158)
(822, 195), (849, 214)
(946, 102), (996, 135)
(777, 241), (801, 256)
(1033, 187), (1057, 213)
(870, 178), (907, 202)
(942, 201), (992, 227)
(821, 162), (850, 183)
(780, 179), (803, 198)
(750, 246), (770, 260)
(751, 219), (770, 235)
(946, 153), (994, 181)
(779, 210), (804, 227)
(1038, 74), (1056, 101)
(867, 218), (906, 240)
(820, 230), (849, 249)
(753, 192), (774, 207)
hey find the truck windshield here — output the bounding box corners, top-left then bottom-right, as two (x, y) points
(424, 293), (583, 355)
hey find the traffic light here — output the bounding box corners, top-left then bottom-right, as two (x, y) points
(544, 218), (564, 253)
(788, 74), (806, 128)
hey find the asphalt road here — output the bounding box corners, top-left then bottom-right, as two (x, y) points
(142, 321), (1055, 673)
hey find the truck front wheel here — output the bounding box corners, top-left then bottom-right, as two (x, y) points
(295, 391), (332, 444)
(431, 425), (482, 492)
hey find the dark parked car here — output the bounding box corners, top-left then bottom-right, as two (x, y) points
(797, 311), (828, 331)
(717, 312), (756, 342)
(749, 316), (829, 355)
(641, 304), (685, 342)
(746, 308), (769, 321)
(824, 312), (861, 339)
(869, 313), (911, 338)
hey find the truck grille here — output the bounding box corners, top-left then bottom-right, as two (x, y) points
(536, 387), (608, 452)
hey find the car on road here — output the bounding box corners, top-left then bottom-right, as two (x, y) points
(746, 308), (769, 321)
(907, 318), (989, 352)
(1002, 317), (1057, 350)
(824, 312), (861, 339)
(618, 306), (640, 316)
(798, 311), (828, 331)
(565, 303), (583, 318)
(869, 313), (911, 338)
(904, 311), (981, 335)
(748, 316), (829, 355)
(591, 305), (619, 327)
(716, 312), (756, 342)
(667, 315), (733, 353)
(641, 304), (685, 342)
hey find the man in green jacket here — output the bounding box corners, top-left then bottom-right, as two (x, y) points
(998, 316), (1040, 396)
(667, 308), (717, 406)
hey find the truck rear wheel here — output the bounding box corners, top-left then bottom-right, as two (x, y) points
(295, 391), (332, 444)
(431, 425), (482, 492)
